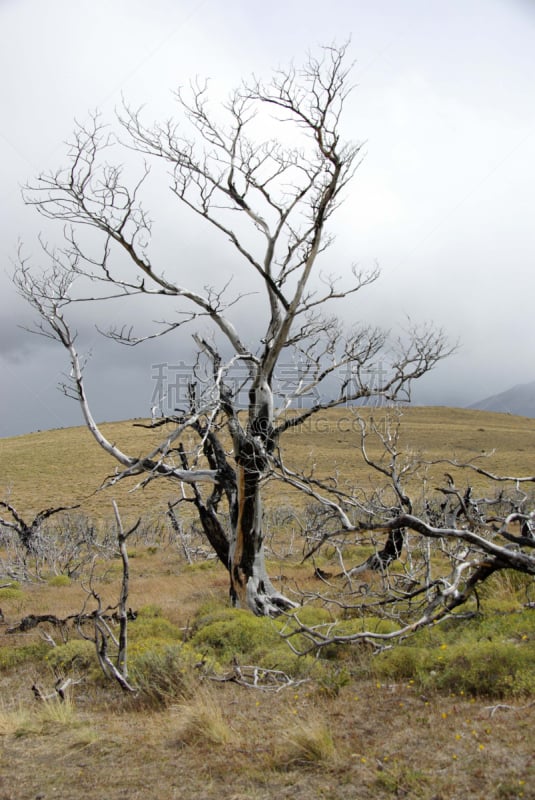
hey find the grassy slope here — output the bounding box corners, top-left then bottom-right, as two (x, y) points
(1, 406), (534, 520)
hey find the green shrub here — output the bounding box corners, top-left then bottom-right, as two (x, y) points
(373, 645), (430, 682)
(46, 639), (97, 672)
(291, 606), (333, 627)
(191, 608), (279, 662)
(373, 632), (535, 698)
(47, 575), (71, 587)
(282, 609), (399, 664)
(130, 644), (208, 707)
(264, 648), (321, 678)
(0, 642), (49, 671)
(184, 559), (220, 572)
(462, 609), (535, 641)
(190, 606), (318, 677)
(0, 582), (24, 601)
(136, 604), (163, 618)
(336, 615), (400, 636)
(423, 640), (535, 697)
(128, 615), (183, 643)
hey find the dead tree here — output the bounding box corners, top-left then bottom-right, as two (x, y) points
(76, 502), (138, 692)
(277, 410), (535, 652)
(0, 501), (78, 554)
(286, 494), (535, 656)
(13, 43), (449, 615)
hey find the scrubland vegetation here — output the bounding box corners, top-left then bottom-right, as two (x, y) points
(1, 407), (535, 799)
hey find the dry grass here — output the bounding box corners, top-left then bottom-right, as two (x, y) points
(0, 702), (31, 737)
(0, 676), (534, 799)
(275, 711), (337, 767)
(1, 407), (534, 522)
(169, 687), (233, 746)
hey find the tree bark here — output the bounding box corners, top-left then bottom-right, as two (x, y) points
(367, 528), (405, 570)
(227, 382), (295, 615)
(229, 459), (294, 615)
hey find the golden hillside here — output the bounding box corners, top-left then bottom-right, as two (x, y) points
(1, 406), (534, 524)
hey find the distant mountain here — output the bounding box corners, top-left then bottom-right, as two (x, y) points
(468, 380), (535, 418)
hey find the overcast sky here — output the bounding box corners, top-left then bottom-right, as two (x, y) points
(1, 0), (534, 438)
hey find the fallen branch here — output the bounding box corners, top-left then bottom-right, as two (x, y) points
(210, 658), (309, 692)
(485, 700), (535, 718)
(7, 608), (137, 635)
(32, 677), (79, 702)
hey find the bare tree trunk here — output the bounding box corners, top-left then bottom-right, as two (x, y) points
(227, 381), (296, 615)
(113, 500), (130, 678)
(366, 528), (405, 571)
(229, 459), (294, 615)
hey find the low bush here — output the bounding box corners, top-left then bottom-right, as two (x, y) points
(46, 575), (72, 587)
(191, 608), (278, 661)
(46, 639), (97, 673)
(136, 604), (163, 618)
(190, 606), (319, 677)
(423, 640), (535, 697)
(378, 644), (428, 680)
(0, 582), (24, 601)
(184, 559), (220, 573)
(129, 643), (210, 708)
(373, 612), (535, 698)
(128, 612), (183, 644)
(0, 642), (49, 671)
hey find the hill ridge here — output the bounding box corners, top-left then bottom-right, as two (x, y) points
(468, 379), (535, 418)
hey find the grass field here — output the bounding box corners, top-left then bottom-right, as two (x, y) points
(2, 405), (534, 521)
(1, 406), (535, 799)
